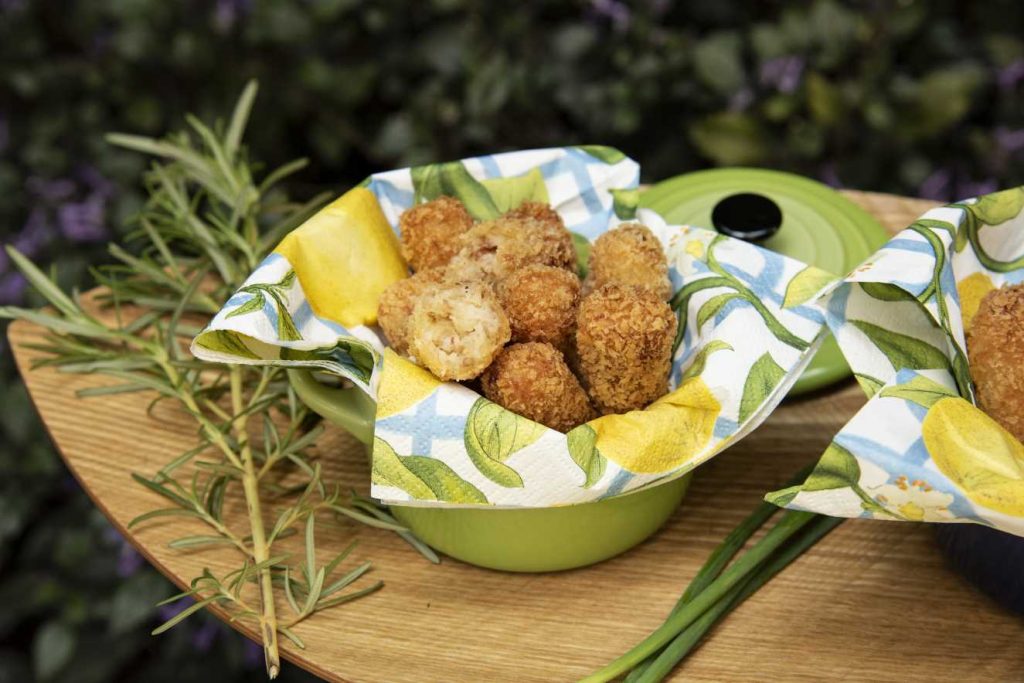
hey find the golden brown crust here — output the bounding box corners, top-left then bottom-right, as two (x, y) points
(497, 265), (581, 351)
(399, 196), (475, 271)
(450, 215), (575, 283)
(504, 201), (565, 232)
(967, 283), (1024, 441)
(409, 281), (510, 381)
(576, 283), (677, 414)
(586, 223), (671, 300)
(376, 267), (447, 355)
(481, 342), (596, 432)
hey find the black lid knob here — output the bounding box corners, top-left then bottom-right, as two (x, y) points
(711, 192), (782, 242)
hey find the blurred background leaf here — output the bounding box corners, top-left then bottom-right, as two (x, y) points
(1, 0), (1023, 679)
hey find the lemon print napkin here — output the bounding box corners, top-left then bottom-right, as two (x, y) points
(192, 147), (829, 508)
(769, 187), (1024, 536)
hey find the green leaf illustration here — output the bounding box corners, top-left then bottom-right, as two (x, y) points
(854, 373), (885, 397)
(696, 292), (742, 327)
(879, 373), (958, 409)
(782, 265), (837, 308)
(680, 340), (733, 382)
(401, 456), (488, 504)
(859, 282), (917, 303)
(371, 438), (487, 503)
(971, 187), (1024, 226)
(763, 486), (800, 508)
(573, 145), (626, 164)
(226, 292), (266, 319)
(572, 232), (591, 278)
(193, 330), (259, 359)
(610, 188), (640, 220)
(371, 438), (435, 499)
(274, 298), (302, 341)
(738, 352), (785, 422)
(463, 398), (544, 488)
(849, 320), (950, 372)
(410, 161), (500, 220)
(565, 424), (607, 488)
(479, 168), (549, 213)
(802, 441), (861, 491)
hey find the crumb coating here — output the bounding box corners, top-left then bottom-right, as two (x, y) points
(576, 283), (677, 414)
(585, 223), (671, 300)
(399, 196), (475, 271)
(377, 267), (447, 354)
(449, 215), (575, 283)
(481, 342), (596, 432)
(409, 281), (510, 381)
(498, 264), (581, 351)
(968, 283), (1024, 441)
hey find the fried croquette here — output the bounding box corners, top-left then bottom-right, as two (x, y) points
(576, 283), (677, 414)
(498, 264), (581, 350)
(481, 342), (596, 432)
(409, 281), (510, 381)
(585, 223), (671, 300)
(376, 267), (447, 355)
(399, 196), (475, 271)
(450, 216), (576, 283)
(967, 283), (1024, 442)
(505, 201), (565, 232)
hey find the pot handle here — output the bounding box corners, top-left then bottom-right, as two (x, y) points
(287, 369), (376, 445)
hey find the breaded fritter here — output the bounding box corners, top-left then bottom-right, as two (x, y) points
(377, 267), (447, 355)
(505, 201), (565, 233)
(399, 196), (475, 271)
(498, 264), (581, 351)
(409, 281), (510, 381)
(449, 216), (575, 283)
(585, 223), (671, 300)
(481, 342), (596, 432)
(967, 283), (1024, 441)
(576, 283), (677, 414)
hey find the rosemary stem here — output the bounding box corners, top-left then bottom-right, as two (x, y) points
(579, 510), (816, 683)
(231, 366), (281, 679)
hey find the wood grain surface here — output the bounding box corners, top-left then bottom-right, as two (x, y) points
(10, 191), (1024, 683)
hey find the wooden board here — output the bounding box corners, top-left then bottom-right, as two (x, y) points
(10, 191), (1024, 682)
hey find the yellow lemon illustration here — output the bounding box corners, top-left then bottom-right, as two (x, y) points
(588, 377), (720, 474)
(376, 349), (442, 419)
(274, 187), (407, 328)
(956, 271), (995, 332)
(922, 397), (1024, 516)
(685, 239), (705, 260)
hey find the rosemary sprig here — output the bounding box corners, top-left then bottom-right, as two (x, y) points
(1, 81), (429, 679)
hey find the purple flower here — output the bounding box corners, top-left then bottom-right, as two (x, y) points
(214, 0), (251, 32)
(918, 168), (953, 201)
(590, 0), (631, 31)
(102, 527), (144, 577)
(760, 56), (805, 94)
(956, 178), (998, 201)
(243, 639), (264, 669)
(158, 596), (195, 624)
(818, 162), (843, 189)
(998, 59), (1024, 90)
(995, 127), (1024, 155)
(78, 165), (116, 199)
(12, 208), (52, 258)
(191, 621), (220, 652)
(26, 176), (75, 202)
(0, 272), (27, 305)
(58, 194), (108, 243)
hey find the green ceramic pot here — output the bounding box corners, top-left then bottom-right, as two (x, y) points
(288, 369), (690, 573)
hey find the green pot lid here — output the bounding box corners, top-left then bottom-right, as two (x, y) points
(640, 167), (889, 395)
